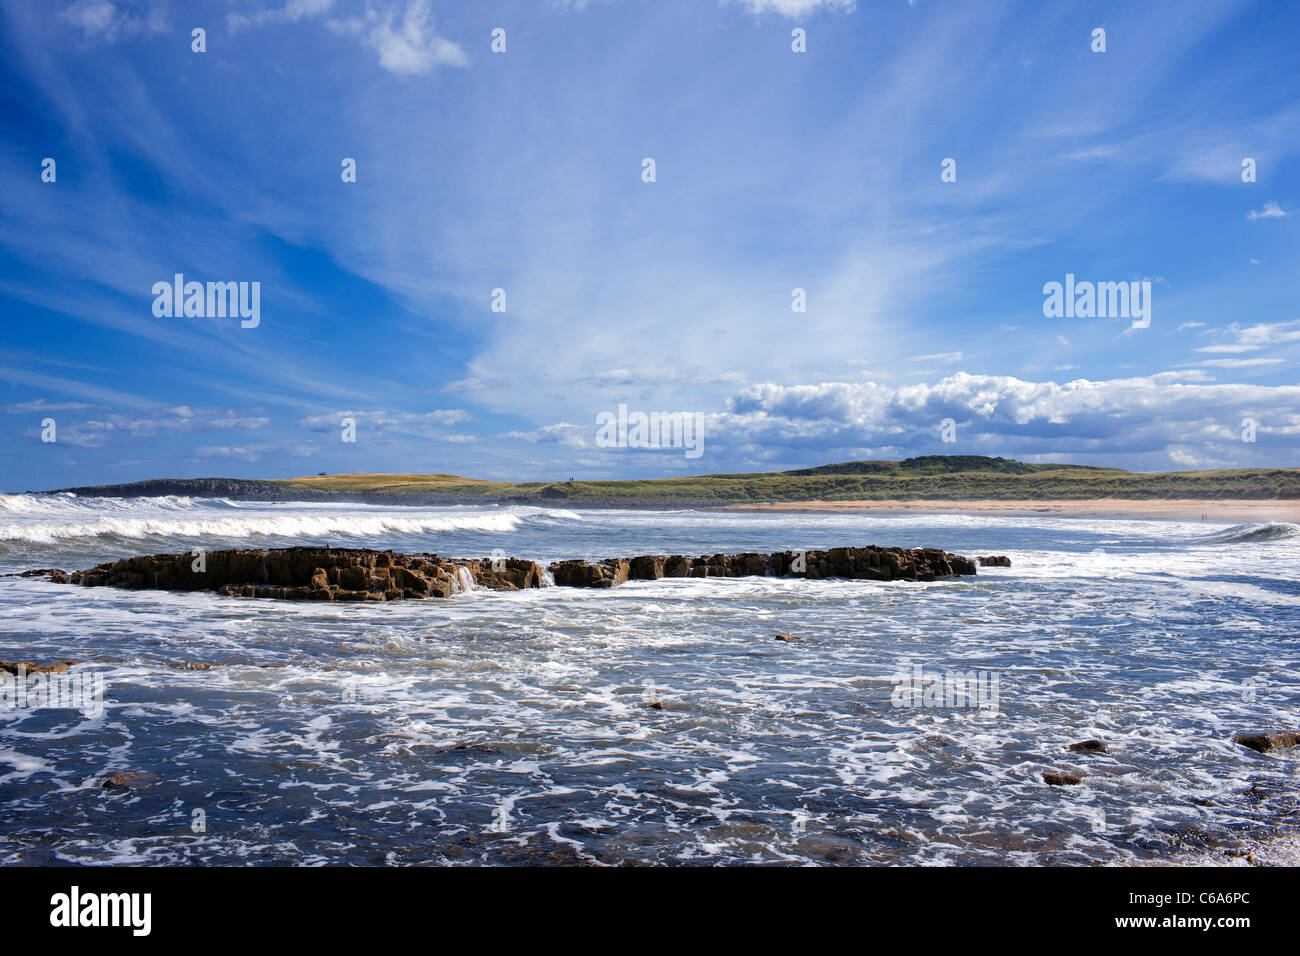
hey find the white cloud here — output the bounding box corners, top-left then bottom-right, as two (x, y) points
(228, 0), (334, 34)
(507, 371), (1300, 471)
(1247, 201), (1288, 222)
(298, 409), (470, 431)
(28, 408), (269, 448)
(1195, 321), (1300, 353)
(196, 440), (315, 461)
(1193, 358), (1285, 368)
(1, 399), (96, 414)
(708, 372), (1300, 458)
(60, 0), (166, 44)
(501, 423), (590, 448)
(728, 0), (855, 17)
(329, 0), (467, 74)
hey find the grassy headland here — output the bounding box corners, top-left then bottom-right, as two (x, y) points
(265, 456), (1300, 505)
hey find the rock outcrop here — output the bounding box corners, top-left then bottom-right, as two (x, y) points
(978, 555), (1012, 567)
(554, 546), (978, 585)
(62, 547), (541, 602)
(28, 544), (982, 602)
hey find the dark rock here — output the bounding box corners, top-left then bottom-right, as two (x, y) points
(978, 555), (1012, 567)
(548, 559), (628, 588)
(64, 547), (537, 603)
(1043, 772), (1083, 786)
(1068, 739), (1110, 754)
(628, 555), (665, 580)
(1233, 731), (1300, 754)
(949, 556), (977, 576)
(662, 555), (691, 577)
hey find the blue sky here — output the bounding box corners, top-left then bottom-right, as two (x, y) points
(2, 0), (1298, 490)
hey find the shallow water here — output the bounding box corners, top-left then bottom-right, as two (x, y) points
(1, 495), (1297, 865)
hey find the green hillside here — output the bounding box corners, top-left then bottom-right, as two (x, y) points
(273, 456), (1300, 503)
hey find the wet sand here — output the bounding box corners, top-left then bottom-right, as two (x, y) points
(726, 498), (1300, 522)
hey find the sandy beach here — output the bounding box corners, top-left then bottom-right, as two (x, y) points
(726, 498), (1300, 522)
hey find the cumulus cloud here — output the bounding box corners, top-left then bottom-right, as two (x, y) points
(711, 373), (1300, 457)
(503, 371), (1300, 472)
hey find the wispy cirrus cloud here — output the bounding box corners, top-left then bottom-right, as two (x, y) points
(1194, 321), (1300, 353)
(227, 0), (334, 34)
(1, 399), (97, 415)
(727, 0), (854, 17)
(24, 407), (269, 448)
(298, 409), (470, 433)
(60, 0), (167, 45)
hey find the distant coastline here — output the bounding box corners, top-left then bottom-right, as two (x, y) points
(29, 455), (1300, 512)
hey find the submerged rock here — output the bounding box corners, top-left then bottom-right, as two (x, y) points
(99, 771), (156, 790)
(1043, 772), (1083, 786)
(0, 659), (81, 675)
(1068, 739), (1110, 754)
(1233, 731), (1300, 754)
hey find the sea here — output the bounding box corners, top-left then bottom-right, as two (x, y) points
(1, 493), (1297, 866)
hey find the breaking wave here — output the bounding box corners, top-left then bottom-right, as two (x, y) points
(0, 494), (581, 546)
(1194, 521), (1300, 544)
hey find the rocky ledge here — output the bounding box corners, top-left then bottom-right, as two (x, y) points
(15, 544), (984, 602)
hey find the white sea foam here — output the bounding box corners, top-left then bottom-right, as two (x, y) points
(2, 503), (1298, 866)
